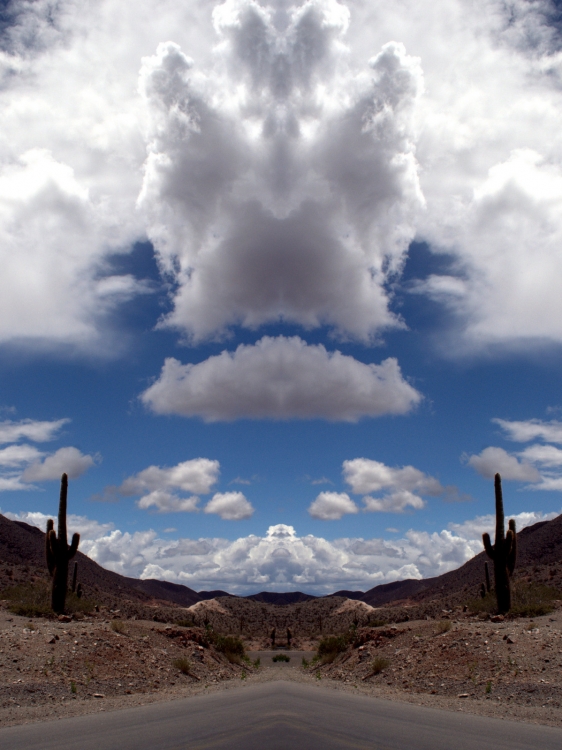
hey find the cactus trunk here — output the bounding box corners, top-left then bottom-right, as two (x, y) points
(46, 474), (80, 614)
(482, 474), (517, 615)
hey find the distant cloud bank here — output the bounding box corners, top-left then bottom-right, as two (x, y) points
(4, 512), (558, 596)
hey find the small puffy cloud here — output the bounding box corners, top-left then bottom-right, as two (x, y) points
(141, 337), (421, 422)
(308, 492), (359, 520)
(137, 491), (200, 513)
(0, 419), (69, 444)
(119, 458), (220, 496)
(341, 457), (453, 513)
(343, 458), (446, 496)
(363, 490), (425, 513)
(466, 446), (540, 482)
(21, 447), (96, 482)
(204, 492), (254, 520)
(0, 444), (43, 467)
(519, 444), (562, 467)
(493, 418), (562, 444)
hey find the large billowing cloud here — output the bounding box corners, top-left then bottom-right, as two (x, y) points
(141, 336), (421, 421)
(0, 0), (562, 351)
(6, 511), (557, 595)
(138, 8), (423, 343)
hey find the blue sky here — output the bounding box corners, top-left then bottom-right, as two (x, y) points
(1, 0), (562, 594)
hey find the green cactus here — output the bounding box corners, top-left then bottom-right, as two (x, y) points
(482, 473), (517, 614)
(46, 474), (80, 614)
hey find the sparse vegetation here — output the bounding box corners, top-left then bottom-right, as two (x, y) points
(2, 582), (52, 617)
(110, 620), (127, 634)
(486, 680), (492, 694)
(272, 653), (290, 662)
(209, 634), (246, 664)
(436, 620), (452, 634)
(468, 581), (560, 618)
(371, 656), (390, 675)
(302, 657), (310, 667)
(253, 657), (260, 668)
(172, 657), (192, 674)
(316, 634), (351, 664)
(368, 618), (387, 628)
(70, 681), (77, 694)
(174, 619), (195, 628)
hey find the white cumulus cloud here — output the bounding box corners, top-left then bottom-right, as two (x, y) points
(141, 337), (421, 422)
(0, 419), (69, 444)
(494, 418), (562, 444)
(9, 511), (554, 595)
(119, 458), (220, 496)
(204, 492), (254, 520)
(308, 492), (359, 520)
(341, 457), (454, 513)
(21, 446), (97, 482)
(466, 446), (541, 482)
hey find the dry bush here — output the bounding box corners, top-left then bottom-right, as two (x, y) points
(173, 657), (192, 675)
(110, 620), (127, 634)
(436, 620), (452, 634)
(371, 656), (390, 675)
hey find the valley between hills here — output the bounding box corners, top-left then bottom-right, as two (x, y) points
(1, 512), (562, 729)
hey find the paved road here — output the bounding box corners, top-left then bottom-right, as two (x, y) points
(1, 681), (561, 750)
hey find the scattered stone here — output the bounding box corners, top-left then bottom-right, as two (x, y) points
(58, 615), (71, 623)
(93, 694), (105, 699)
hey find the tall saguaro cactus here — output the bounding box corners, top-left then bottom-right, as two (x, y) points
(482, 473), (517, 614)
(46, 474), (80, 614)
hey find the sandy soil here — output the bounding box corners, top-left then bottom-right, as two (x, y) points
(1, 603), (562, 730)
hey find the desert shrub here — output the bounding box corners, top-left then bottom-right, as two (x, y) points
(369, 618), (387, 628)
(110, 620), (127, 634)
(272, 653), (290, 662)
(510, 582), (560, 617)
(175, 619), (195, 628)
(316, 634), (351, 664)
(371, 657), (390, 675)
(302, 657), (309, 667)
(66, 590), (96, 615)
(436, 620), (452, 634)
(468, 582), (560, 617)
(173, 657), (192, 675)
(212, 634), (246, 664)
(253, 657), (261, 668)
(1, 582), (52, 617)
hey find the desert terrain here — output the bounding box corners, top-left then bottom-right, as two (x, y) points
(1, 511), (562, 729)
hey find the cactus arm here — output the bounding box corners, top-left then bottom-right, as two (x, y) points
(482, 532), (494, 559)
(48, 529), (59, 556)
(69, 533), (80, 559)
(46, 520), (56, 575)
(506, 519), (517, 575)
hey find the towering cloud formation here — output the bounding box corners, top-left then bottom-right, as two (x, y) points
(1, 1), (562, 351)
(138, 1), (423, 341)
